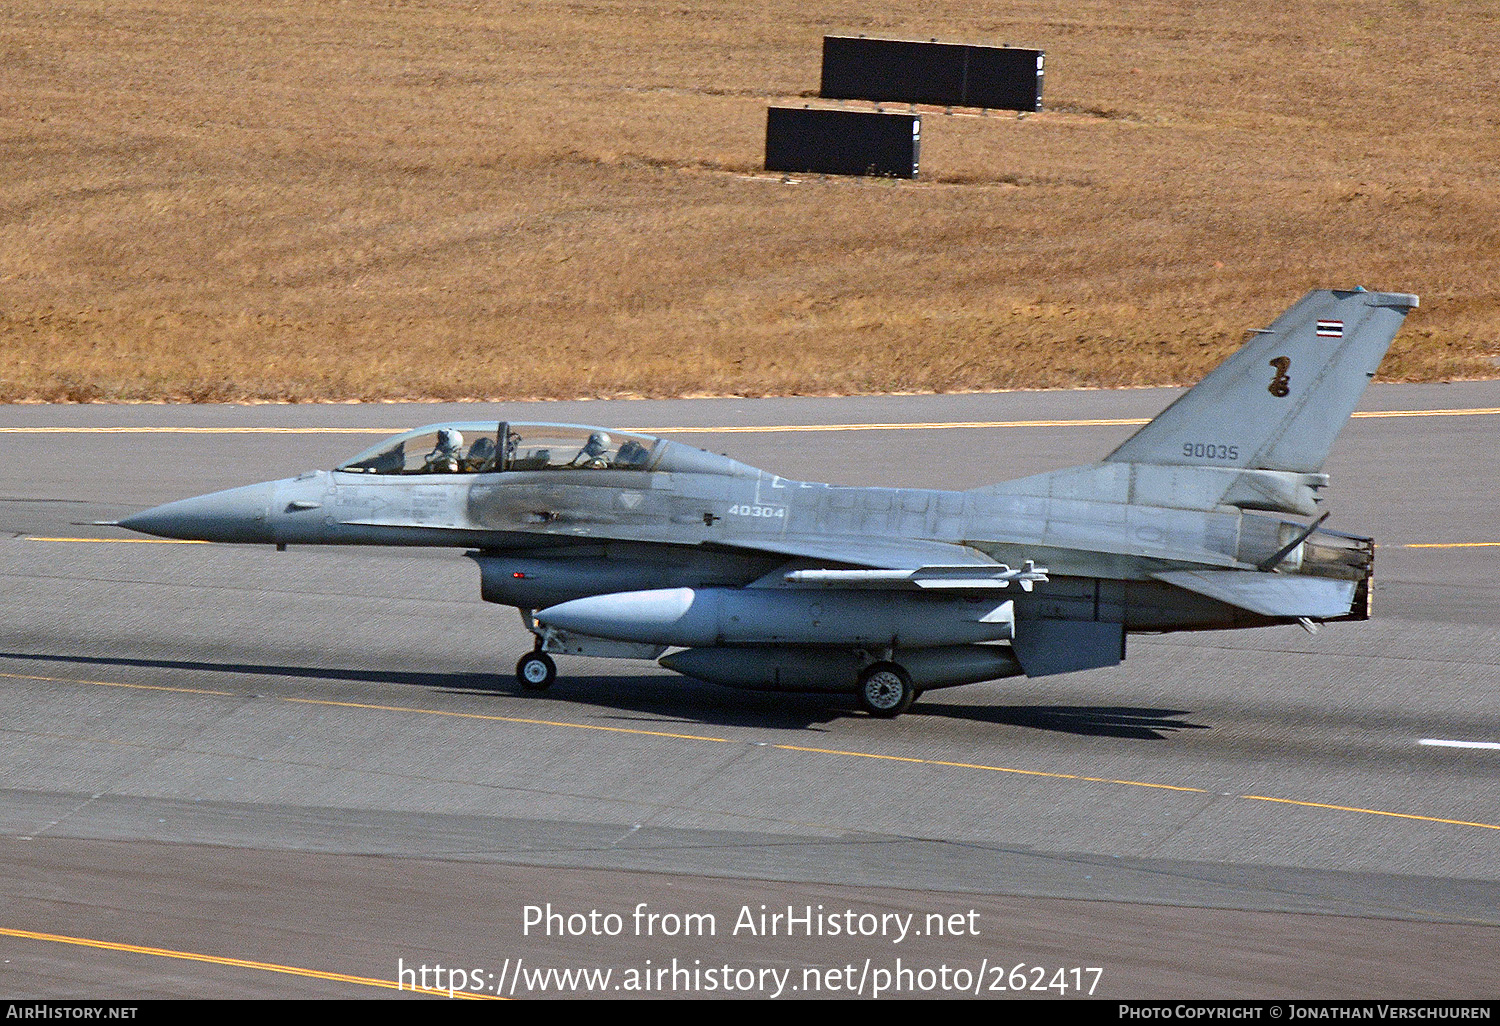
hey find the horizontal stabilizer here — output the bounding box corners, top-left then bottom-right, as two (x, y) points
(1011, 621), (1125, 677)
(1153, 570), (1356, 618)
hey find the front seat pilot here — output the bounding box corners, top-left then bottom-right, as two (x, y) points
(423, 428), (463, 473)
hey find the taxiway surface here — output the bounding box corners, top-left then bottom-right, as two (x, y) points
(2, 384), (1497, 998)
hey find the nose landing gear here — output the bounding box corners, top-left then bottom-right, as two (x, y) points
(515, 651), (557, 690)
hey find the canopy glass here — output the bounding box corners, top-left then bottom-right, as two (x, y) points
(335, 423), (662, 475)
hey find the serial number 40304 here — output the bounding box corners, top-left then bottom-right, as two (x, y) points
(727, 504), (786, 518)
(1182, 442), (1239, 460)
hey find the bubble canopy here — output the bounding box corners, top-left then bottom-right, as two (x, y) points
(335, 422), (667, 475)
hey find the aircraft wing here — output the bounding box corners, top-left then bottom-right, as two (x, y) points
(1152, 569), (1357, 618)
(708, 533), (999, 573)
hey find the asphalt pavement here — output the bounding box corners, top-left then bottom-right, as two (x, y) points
(2, 383), (1497, 999)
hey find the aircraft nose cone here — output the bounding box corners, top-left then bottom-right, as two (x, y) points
(118, 482), (279, 543)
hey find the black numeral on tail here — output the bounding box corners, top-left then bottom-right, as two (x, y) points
(1268, 356), (1291, 397)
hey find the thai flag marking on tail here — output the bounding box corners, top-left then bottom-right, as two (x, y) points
(1316, 319), (1344, 338)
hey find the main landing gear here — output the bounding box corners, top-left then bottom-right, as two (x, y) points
(857, 661), (916, 718)
(511, 601), (923, 717)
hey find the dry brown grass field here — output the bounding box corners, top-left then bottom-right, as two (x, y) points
(2, 0), (1497, 402)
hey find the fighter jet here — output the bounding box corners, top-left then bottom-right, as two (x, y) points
(120, 288), (1418, 717)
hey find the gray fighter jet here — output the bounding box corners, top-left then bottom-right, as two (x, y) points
(121, 288), (1418, 717)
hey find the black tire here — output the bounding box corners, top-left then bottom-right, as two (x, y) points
(857, 662), (914, 718)
(516, 651), (557, 691)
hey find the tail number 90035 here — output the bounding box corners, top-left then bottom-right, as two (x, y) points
(1182, 442), (1239, 461)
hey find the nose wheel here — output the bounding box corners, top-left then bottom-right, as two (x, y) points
(857, 662), (915, 718)
(516, 651), (557, 691)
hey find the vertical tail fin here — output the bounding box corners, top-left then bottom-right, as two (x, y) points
(1104, 289), (1418, 474)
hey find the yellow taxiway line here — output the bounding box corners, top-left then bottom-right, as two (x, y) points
(1237, 796), (1500, 831)
(5, 669), (1497, 833)
(0, 926), (499, 998)
(633, 407), (1500, 434)
(0, 406), (1497, 437)
(1399, 542), (1500, 549)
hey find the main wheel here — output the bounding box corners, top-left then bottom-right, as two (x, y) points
(516, 651), (557, 691)
(857, 662), (915, 718)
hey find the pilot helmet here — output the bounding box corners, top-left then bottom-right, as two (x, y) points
(583, 431), (611, 457)
(437, 427), (463, 452)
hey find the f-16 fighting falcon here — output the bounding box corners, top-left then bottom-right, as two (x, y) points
(120, 289), (1418, 717)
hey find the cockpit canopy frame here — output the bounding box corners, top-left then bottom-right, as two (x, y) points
(334, 422), (664, 476)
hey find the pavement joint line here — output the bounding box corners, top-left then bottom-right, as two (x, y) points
(0, 670), (235, 697)
(0, 926), (498, 998)
(12, 666), (1500, 833)
(0, 406), (1497, 436)
(773, 744), (1209, 792)
(281, 696), (736, 743)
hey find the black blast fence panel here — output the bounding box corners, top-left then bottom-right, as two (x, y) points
(764, 107), (921, 179)
(820, 36), (1044, 111)
(962, 44), (1045, 110)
